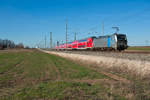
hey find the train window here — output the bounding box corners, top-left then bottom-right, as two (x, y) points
(88, 41), (91, 43)
(117, 35), (127, 41)
(78, 39), (87, 43)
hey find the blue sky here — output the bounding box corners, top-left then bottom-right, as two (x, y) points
(0, 0), (150, 47)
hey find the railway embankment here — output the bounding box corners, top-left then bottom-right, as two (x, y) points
(43, 50), (150, 78)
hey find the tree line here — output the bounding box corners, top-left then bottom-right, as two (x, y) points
(0, 39), (24, 50)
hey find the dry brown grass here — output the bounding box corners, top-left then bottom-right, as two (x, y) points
(43, 51), (150, 79)
(41, 50), (150, 99)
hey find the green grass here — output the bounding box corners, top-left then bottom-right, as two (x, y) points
(49, 54), (107, 80)
(6, 81), (125, 100)
(0, 49), (116, 100)
(127, 46), (150, 51)
(0, 49), (150, 100)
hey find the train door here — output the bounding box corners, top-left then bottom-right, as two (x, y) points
(107, 37), (111, 48)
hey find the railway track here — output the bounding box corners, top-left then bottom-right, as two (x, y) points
(53, 50), (150, 62)
(124, 50), (150, 54)
(52, 48), (150, 54)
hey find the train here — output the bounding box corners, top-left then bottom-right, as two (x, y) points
(55, 33), (128, 51)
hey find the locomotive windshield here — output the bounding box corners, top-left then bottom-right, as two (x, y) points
(117, 34), (127, 41)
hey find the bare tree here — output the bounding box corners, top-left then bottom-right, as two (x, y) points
(0, 39), (25, 50)
(16, 43), (24, 48)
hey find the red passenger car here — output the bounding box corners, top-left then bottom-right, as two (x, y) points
(55, 37), (96, 50)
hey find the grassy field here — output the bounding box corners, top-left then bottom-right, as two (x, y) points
(127, 46), (150, 51)
(0, 49), (150, 100)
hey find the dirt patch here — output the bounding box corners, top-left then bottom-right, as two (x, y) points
(0, 49), (34, 53)
(98, 71), (130, 83)
(70, 79), (114, 85)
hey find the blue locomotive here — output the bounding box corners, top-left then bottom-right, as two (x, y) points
(92, 33), (128, 51)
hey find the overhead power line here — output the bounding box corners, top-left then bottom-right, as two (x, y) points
(50, 32), (52, 49)
(102, 21), (104, 36)
(66, 19), (68, 49)
(45, 35), (46, 48)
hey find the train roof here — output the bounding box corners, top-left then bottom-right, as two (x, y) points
(113, 33), (126, 35)
(58, 36), (96, 45)
(77, 36), (96, 41)
(98, 33), (126, 38)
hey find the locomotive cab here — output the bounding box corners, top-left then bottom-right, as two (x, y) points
(116, 34), (128, 50)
